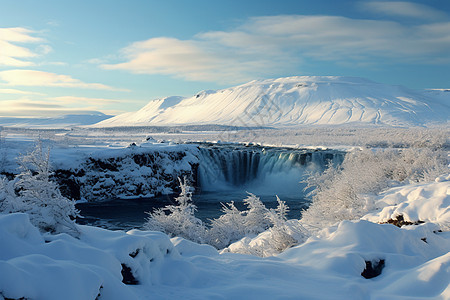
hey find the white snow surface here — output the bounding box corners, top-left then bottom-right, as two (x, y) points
(94, 76), (449, 128)
(363, 174), (450, 230)
(1, 176), (449, 299)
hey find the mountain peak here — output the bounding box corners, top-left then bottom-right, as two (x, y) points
(93, 76), (449, 128)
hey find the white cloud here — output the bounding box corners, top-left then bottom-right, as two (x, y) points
(101, 12), (450, 84)
(101, 37), (277, 83)
(0, 70), (128, 91)
(0, 27), (42, 43)
(0, 97), (123, 118)
(49, 96), (141, 114)
(360, 1), (447, 20)
(38, 61), (68, 67)
(0, 88), (46, 96)
(86, 58), (106, 65)
(234, 15), (450, 59)
(46, 20), (60, 27)
(0, 27), (45, 67)
(5, 99), (62, 109)
(50, 96), (120, 105)
(0, 98), (68, 117)
(0, 103), (101, 118)
(37, 44), (53, 55)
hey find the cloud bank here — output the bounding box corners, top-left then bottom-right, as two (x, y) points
(102, 4), (450, 84)
(0, 27), (46, 67)
(0, 101), (108, 117)
(0, 96), (125, 118)
(360, 1), (447, 20)
(0, 70), (127, 91)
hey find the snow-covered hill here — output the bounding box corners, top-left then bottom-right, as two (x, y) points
(94, 76), (449, 128)
(0, 112), (113, 128)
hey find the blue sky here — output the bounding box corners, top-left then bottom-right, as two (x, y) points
(0, 0), (449, 117)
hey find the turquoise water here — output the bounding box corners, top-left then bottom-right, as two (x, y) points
(76, 191), (308, 231)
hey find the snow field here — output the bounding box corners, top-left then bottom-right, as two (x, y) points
(1, 175), (449, 299)
(364, 174), (450, 230)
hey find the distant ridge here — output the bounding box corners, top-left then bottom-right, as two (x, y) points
(0, 112), (113, 128)
(93, 76), (449, 128)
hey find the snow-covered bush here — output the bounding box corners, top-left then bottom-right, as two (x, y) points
(207, 201), (248, 248)
(266, 197), (299, 252)
(211, 126), (449, 150)
(144, 177), (207, 244)
(0, 177), (17, 212)
(146, 181), (301, 254)
(302, 148), (448, 230)
(221, 197), (307, 257)
(208, 193), (273, 249)
(0, 142), (79, 234)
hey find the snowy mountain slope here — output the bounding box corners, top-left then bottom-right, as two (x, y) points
(421, 89), (450, 109)
(94, 76), (449, 128)
(0, 112), (113, 128)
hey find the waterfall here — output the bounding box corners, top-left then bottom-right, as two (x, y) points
(197, 145), (345, 196)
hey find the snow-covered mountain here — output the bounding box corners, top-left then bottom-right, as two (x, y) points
(0, 112), (113, 128)
(94, 76), (449, 128)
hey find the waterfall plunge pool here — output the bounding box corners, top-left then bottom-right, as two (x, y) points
(77, 144), (345, 230)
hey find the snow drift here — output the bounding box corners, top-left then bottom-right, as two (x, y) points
(0, 175), (449, 299)
(94, 76), (449, 128)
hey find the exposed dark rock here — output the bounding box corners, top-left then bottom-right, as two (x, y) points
(121, 263), (139, 285)
(190, 163), (199, 188)
(0, 172), (16, 180)
(49, 149), (196, 201)
(132, 153), (155, 166)
(95, 285), (103, 300)
(361, 259), (385, 279)
(88, 157), (119, 172)
(129, 249), (140, 258)
(52, 169), (81, 200)
(384, 215), (424, 227)
(1, 294), (28, 300)
(324, 153), (334, 161)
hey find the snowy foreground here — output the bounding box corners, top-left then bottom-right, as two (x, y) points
(1, 176), (449, 299)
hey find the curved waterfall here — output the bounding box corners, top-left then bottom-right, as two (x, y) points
(197, 145), (345, 195)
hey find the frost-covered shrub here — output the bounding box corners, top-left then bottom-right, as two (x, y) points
(266, 197), (300, 252)
(209, 195), (305, 252)
(0, 177), (18, 212)
(212, 126), (449, 150)
(0, 142), (79, 234)
(221, 198), (307, 257)
(145, 178), (207, 244)
(207, 193), (273, 249)
(207, 201), (248, 248)
(388, 148), (448, 183)
(302, 148), (448, 230)
(146, 182), (301, 254)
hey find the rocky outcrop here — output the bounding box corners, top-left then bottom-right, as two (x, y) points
(51, 145), (199, 201)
